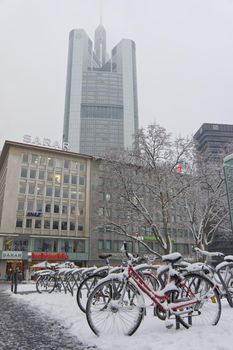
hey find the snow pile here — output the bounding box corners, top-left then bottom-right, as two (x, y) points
(7, 285), (233, 350)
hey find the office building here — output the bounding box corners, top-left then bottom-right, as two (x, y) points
(194, 123), (233, 155)
(63, 23), (139, 156)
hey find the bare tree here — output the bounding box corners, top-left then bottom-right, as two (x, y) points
(98, 123), (194, 256)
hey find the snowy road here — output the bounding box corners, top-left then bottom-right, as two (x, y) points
(0, 284), (96, 350)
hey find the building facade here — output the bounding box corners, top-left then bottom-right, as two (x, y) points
(0, 141), (92, 279)
(63, 24), (138, 156)
(194, 123), (233, 155)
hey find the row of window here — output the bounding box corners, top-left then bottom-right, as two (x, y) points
(22, 154), (86, 172)
(4, 237), (86, 253)
(20, 168), (85, 186)
(19, 182), (85, 200)
(17, 200), (84, 216)
(16, 217), (84, 231)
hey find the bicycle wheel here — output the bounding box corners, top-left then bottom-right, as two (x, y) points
(77, 274), (103, 313)
(86, 277), (144, 336)
(36, 275), (56, 294)
(175, 273), (221, 327)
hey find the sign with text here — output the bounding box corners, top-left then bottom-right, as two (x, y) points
(2, 251), (23, 259)
(31, 252), (69, 260)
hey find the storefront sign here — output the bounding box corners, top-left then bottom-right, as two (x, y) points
(23, 135), (70, 151)
(2, 251), (23, 259)
(27, 211), (43, 217)
(31, 252), (69, 260)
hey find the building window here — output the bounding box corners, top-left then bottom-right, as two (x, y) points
(27, 200), (34, 211)
(22, 154), (29, 163)
(44, 220), (50, 229)
(55, 174), (61, 184)
(36, 183), (44, 196)
(62, 205), (68, 214)
(47, 172), (53, 182)
(16, 217), (23, 228)
(26, 219), (32, 228)
(61, 239), (72, 252)
(55, 159), (63, 168)
(61, 221), (68, 230)
(54, 187), (60, 197)
(80, 163), (85, 172)
(71, 190), (77, 200)
(30, 169), (37, 179)
(53, 221), (59, 229)
(19, 182), (26, 194)
(40, 157), (47, 166)
(105, 240), (112, 251)
(79, 192), (85, 201)
(63, 188), (69, 198)
(64, 160), (70, 169)
(46, 186), (53, 196)
(21, 168), (28, 178)
(45, 203), (51, 213)
(36, 201), (43, 212)
(70, 205), (76, 215)
(78, 224), (84, 231)
(38, 170), (45, 180)
(71, 175), (77, 185)
(31, 154), (39, 164)
(17, 200), (24, 211)
(28, 183), (35, 195)
(63, 174), (69, 184)
(70, 221), (75, 230)
(35, 219), (41, 229)
(54, 204), (59, 213)
(79, 177), (85, 186)
(98, 240), (104, 250)
(48, 158), (54, 168)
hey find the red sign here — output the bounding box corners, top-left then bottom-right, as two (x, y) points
(31, 252), (69, 260)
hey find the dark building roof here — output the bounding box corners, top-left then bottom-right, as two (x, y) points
(194, 123), (233, 153)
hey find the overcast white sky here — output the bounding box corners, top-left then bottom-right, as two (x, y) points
(1, 0), (233, 150)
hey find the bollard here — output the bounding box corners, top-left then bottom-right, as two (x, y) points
(14, 269), (18, 294)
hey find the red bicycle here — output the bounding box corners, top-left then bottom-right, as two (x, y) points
(86, 246), (221, 336)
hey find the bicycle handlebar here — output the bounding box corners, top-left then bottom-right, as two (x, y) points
(194, 247), (224, 258)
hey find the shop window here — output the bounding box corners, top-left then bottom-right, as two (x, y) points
(13, 237), (28, 251)
(61, 239), (72, 252)
(74, 240), (85, 253)
(4, 238), (13, 250)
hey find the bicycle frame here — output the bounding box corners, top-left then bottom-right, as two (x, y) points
(126, 263), (202, 315)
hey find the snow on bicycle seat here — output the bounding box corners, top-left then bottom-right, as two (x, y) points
(162, 252), (182, 263)
(224, 255), (233, 262)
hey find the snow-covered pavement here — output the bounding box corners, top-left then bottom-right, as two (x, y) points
(6, 283), (233, 350)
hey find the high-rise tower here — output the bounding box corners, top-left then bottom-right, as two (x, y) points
(63, 23), (139, 156)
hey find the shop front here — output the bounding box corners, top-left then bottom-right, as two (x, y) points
(0, 251), (27, 281)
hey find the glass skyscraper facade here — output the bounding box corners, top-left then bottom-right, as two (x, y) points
(63, 24), (139, 156)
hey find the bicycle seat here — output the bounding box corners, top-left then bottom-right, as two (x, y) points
(162, 252), (182, 264)
(99, 254), (112, 259)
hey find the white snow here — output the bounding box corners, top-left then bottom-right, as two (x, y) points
(7, 283), (233, 350)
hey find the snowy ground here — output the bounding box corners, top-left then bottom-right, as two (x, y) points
(7, 283), (233, 350)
